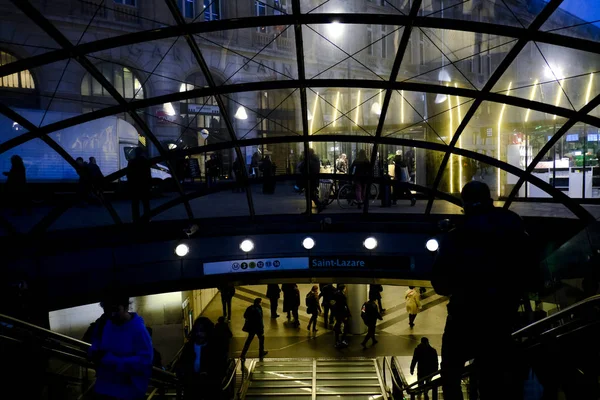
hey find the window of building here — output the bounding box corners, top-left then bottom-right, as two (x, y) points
(273, 0), (288, 37)
(179, 73), (220, 133)
(381, 25), (387, 59)
(366, 25), (373, 56)
(419, 31), (425, 65)
(179, 0), (194, 18)
(114, 0), (136, 6)
(255, 1), (267, 33)
(204, 0), (220, 21)
(0, 51), (35, 89)
(406, 39), (412, 64)
(81, 65), (144, 99)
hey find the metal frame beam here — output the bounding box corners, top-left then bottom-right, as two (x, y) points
(3, 14), (600, 79)
(425, 0), (564, 214)
(163, 0), (255, 219)
(292, 0), (313, 216)
(10, 0), (194, 222)
(4, 79), (599, 158)
(364, 0), (422, 214)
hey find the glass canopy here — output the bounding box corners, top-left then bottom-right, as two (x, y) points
(1, 0), (600, 233)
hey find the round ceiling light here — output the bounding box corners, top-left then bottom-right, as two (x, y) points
(302, 237), (315, 250)
(363, 237), (378, 250)
(426, 238), (439, 252)
(175, 243), (189, 257)
(240, 239), (254, 252)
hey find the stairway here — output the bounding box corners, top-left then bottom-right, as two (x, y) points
(242, 358), (387, 399)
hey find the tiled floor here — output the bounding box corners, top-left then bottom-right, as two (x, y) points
(200, 284), (448, 361)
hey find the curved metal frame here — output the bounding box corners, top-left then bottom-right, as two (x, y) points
(1, 0), (598, 232)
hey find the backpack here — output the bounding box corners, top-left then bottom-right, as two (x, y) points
(306, 292), (316, 312)
(360, 302), (368, 322)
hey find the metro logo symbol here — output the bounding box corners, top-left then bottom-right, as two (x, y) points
(203, 257), (308, 275)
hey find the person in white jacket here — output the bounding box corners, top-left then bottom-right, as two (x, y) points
(405, 286), (422, 328)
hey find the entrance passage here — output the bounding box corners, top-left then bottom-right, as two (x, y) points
(241, 358), (387, 399)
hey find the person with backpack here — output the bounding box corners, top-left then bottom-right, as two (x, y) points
(406, 286), (422, 328)
(369, 284), (385, 313)
(319, 283), (336, 329)
(410, 337), (439, 400)
(360, 297), (383, 348)
(240, 298), (268, 361)
(333, 284), (351, 348)
(306, 285), (322, 333)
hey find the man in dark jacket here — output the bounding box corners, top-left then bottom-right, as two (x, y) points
(319, 283), (336, 328)
(266, 284), (281, 318)
(298, 148), (325, 213)
(127, 147), (152, 222)
(259, 155), (276, 194)
(432, 181), (539, 400)
(410, 337), (439, 400)
(332, 284), (351, 348)
(360, 298), (383, 348)
(240, 298), (268, 361)
(368, 284), (385, 313)
(218, 283), (236, 321)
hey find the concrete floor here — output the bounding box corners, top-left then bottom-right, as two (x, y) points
(1, 183), (595, 234)
(200, 284), (448, 366)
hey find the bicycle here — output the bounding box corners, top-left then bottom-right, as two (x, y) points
(337, 182), (379, 209)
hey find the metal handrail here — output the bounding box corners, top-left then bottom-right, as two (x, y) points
(382, 356), (404, 393)
(222, 358), (241, 391)
(402, 294), (600, 395)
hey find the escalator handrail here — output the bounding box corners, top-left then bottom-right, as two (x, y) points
(0, 313), (177, 383)
(511, 294), (600, 338)
(221, 358), (241, 392)
(0, 312), (90, 350)
(382, 356), (404, 393)
(402, 294), (600, 393)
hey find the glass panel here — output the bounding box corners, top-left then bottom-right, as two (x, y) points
(194, 27), (298, 85)
(304, 25), (402, 81)
(541, 0), (600, 42)
(303, 0), (410, 15)
(507, 198), (577, 219)
(493, 42), (600, 112)
(422, 0), (531, 28)
(399, 28), (515, 91)
(0, 6), (62, 57)
(225, 90), (301, 140)
(308, 88), (381, 137)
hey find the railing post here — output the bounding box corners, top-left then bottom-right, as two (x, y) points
(432, 385), (438, 400)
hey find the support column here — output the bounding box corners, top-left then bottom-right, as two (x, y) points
(346, 284), (368, 335)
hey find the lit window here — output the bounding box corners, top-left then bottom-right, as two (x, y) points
(179, 0), (195, 18)
(114, 0), (136, 5)
(204, 0), (220, 21)
(255, 1), (266, 32)
(0, 51), (35, 89)
(81, 65), (144, 99)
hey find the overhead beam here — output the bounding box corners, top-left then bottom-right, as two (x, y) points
(4, 79), (599, 158)
(3, 14), (600, 79)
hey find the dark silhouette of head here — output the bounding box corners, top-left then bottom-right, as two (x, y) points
(217, 316), (226, 324)
(409, 286), (415, 289)
(461, 181), (493, 215)
(89, 157), (97, 165)
(134, 147), (145, 158)
(421, 337), (429, 345)
(10, 155), (24, 168)
(356, 149), (368, 162)
(191, 316), (214, 345)
(75, 157), (84, 166)
(254, 297), (262, 306)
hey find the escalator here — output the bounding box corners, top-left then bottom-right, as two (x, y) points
(240, 358), (387, 399)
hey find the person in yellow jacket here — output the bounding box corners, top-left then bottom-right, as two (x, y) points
(405, 286), (422, 328)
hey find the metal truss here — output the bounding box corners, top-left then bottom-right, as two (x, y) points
(3, 0), (600, 233)
(9, 0), (195, 223)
